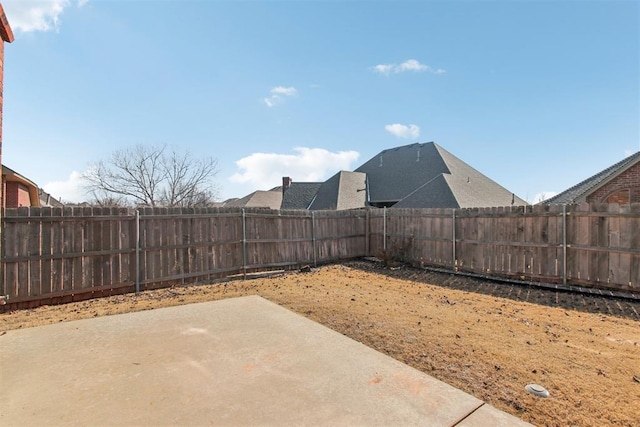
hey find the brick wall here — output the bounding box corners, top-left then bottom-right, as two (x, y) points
(586, 162), (640, 204)
(4, 181), (32, 207)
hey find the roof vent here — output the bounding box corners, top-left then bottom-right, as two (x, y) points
(379, 156), (383, 167)
(416, 147), (420, 162)
(467, 177), (470, 183)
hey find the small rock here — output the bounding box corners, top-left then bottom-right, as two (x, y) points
(299, 265), (312, 273)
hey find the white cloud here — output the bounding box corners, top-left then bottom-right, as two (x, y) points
(396, 59), (428, 73)
(385, 123), (420, 139)
(371, 59), (445, 76)
(263, 86), (297, 107)
(532, 191), (557, 204)
(372, 64), (394, 75)
(3, 0), (87, 33)
(42, 170), (85, 203)
(230, 147), (360, 189)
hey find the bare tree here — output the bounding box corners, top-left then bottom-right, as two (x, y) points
(83, 145), (219, 207)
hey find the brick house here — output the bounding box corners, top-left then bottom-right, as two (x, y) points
(540, 151), (640, 205)
(2, 165), (40, 208)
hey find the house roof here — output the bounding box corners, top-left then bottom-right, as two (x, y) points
(38, 188), (64, 207)
(223, 190), (282, 209)
(540, 151), (640, 205)
(281, 182), (323, 209)
(357, 142), (526, 208)
(308, 171), (366, 210)
(355, 142), (448, 204)
(2, 165), (41, 207)
(0, 4), (14, 43)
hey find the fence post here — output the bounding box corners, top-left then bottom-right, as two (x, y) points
(452, 209), (456, 269)
(383, 207), (387, 251)
(242, 208), (247, 279)
(135, 209), (140, 293)
(562, 204), (567, 285)
(311, 211), (317, 267)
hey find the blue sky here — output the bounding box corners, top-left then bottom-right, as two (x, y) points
(3, 0), (639, 204)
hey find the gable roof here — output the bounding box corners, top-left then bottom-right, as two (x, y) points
(357, 142), (526, 208)
(308, 171), (366, 210)
(223, 190), (282, 209)
(540, 151), (640, 205)
(281, 182), (323, 209)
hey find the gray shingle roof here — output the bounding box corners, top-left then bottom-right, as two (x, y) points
(281, 182), (323, 209)
(224, 190), (282, 209)
(540, 152), (640, 205)
(357, 142), (526, 208)
(308, 171), (366, 210)
(355, 142), (448, 203)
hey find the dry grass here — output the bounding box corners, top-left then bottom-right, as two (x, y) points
(1, 261), (639, 426)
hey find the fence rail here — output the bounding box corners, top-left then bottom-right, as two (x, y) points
(1, 203), (638, 308)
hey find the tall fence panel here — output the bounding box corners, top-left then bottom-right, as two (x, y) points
(2, 207), (137, 305)
(244, 210), (314, 270)
(454, 205), (565, 282)
(565, 203), (640, 287)
(137, 208), (245, 287)
(313, 210), (367, 263)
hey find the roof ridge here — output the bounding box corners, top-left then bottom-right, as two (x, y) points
(379, 141), (436, 154)
(544, 151), (640, 204)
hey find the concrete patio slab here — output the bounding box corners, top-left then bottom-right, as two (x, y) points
(0, 295), (532, 426)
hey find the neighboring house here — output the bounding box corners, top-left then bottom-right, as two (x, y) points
(540, 151), (640, 206)
(38, 188), (64, 207)
(356, 142), (526, 208)
(2, 165), (41, 208)
(281, 177), (323, 209)
(233, 142), (527, 210)
(303, 142), (526, 209)
(308, 171), (366, 210)
(223, 189), (282, 209)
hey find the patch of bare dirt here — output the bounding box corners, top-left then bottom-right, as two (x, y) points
(2, 260), (639, 426)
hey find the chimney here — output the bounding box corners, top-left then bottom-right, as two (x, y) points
(282, 177), (292, 195)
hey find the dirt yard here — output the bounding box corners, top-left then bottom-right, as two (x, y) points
(2, 260), (639, 426)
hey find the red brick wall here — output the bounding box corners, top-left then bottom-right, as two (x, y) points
(4, 182), (32, 207)
(586, 162), (640, 205)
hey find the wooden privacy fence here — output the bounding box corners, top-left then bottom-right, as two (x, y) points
(1, 203), (638, 307)
(1, 207), (367, 307)
(369, 203), (640, 292)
